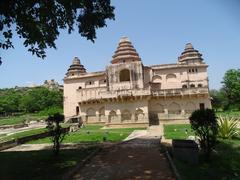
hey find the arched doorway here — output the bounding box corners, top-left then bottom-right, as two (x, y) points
(135, 109), (144, 121)
(99, 107), (105, 122)
(121, 109), (131, 121)
(86, 108), (96, 122)
(119, 69), (130, 82)
(109, 110), (117, 123)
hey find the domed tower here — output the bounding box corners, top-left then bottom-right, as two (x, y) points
(178, 43), (204, 64)
(107, 37), (144, 91)
(111, 37), (141, 64)
(66, 57), (86, 77)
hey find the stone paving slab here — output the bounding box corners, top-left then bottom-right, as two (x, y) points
(72, 138), (175, 180)
(123, 130), (147, 141)
(0, 122), (46, 136)
(2, 143), (52, 152)
(2, 142), (118, 152)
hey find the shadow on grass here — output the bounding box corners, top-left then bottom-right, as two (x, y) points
(174, 139), (240, 180)
(0, 146), (98, 180)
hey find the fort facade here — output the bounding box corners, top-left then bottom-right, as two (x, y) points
(64, 37), (211, 127)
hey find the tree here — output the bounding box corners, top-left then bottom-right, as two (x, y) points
(0, 89), (22, 115)
(189, 109), (218, 159)
(210, 89), (228, 111)
(46, 113), (66, 155)
(0, 0), (115, 61)
(0, 86), (63, 115)
(222, 69), (240, 110)
(20, 87), (63, 113)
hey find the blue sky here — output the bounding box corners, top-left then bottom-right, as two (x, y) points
(1, 0), (240, 89)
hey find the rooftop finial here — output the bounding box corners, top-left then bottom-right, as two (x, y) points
(119, 36), (130, 43)
(185, 43), (194, 50)
(72, 57), (81, 65)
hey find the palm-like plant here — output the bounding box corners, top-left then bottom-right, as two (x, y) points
(218, 116), (239, 139)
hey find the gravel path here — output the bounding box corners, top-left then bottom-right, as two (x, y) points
(72, 126), (175, 180)
(73, 138), (174, 180)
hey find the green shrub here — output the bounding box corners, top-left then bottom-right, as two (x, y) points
(189, 109), (218, 159)
(38, 107), (63, 116)
(218, 116), (239, 139)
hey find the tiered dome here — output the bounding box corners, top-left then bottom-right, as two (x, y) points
(66, 57), (86, 76)
(178, 43), (203, 64)
(111, 37), (141, 64)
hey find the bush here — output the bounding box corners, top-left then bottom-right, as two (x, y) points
(38, 107), (63, 116)
(189, 109), (218, 159)
(218, 116), (239, 139)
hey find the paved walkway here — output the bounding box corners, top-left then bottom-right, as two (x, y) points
(3, 125), (175, 179)
(0, 122), (46, 136)
(72, 126), (175, 180)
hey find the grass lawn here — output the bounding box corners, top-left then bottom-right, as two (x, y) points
(164, 124), (240, 180)
(174, 138), (240, 180)
(0, 123), (70, 142)
(0, 146), (99, 180)
(163, 124), (194, 139)
(29, 124), (144, 144)
(0, 114), (47, 126)
(0, 128), (48, 142)
(216, 110), (240, 118)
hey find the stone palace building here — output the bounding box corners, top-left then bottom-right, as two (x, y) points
(64, 37), (211, 127)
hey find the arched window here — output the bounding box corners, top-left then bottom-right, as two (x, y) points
(86, 81), (94, 86)
(190, 84), (195, 88)
(182, 84), (187, 89)
(166, 74), (177, 82)
(76, 106), (79, 115)
(168, 102), (181, 114)
(152, 75), (162, 83)
(99, 79), (106, 85)
(78, 86), (82, 89)
(197, 84), (203, 88)
(119, 69), (130, 82)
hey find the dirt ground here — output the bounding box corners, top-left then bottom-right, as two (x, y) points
(72, 137), (175, 180)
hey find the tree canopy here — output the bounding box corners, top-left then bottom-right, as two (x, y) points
(210, 89), (228, 111)
(0, 87), (63, 115)
(210, 69), (240, 111)
(0, 0), (115, 62)
(222, 69), (240, 110)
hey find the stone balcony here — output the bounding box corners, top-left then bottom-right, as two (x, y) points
(77, 87), (209, 104)
(151, 87), (209, 97)
(77, 88), (151, 103)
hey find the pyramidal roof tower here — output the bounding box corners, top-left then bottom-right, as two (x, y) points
(178, 43), (204, 64)
(66, 57), (86, 76)
(111, 37), (141, 64)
